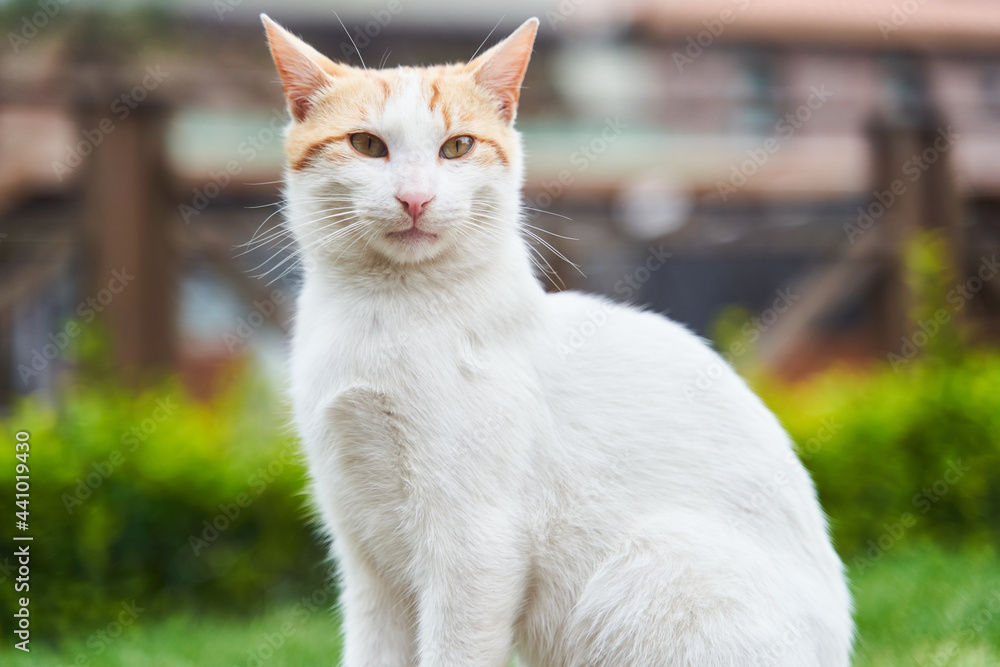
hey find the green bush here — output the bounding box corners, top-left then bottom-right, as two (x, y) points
(728, 233), (1000, 561)
(758, 354), (1000, 560)
(0, 373), (329, 641)
(4, 254), (998, 643)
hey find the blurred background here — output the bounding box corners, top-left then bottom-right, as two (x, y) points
(1, 0), (999, 664)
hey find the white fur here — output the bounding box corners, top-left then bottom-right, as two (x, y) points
(283, 64), (852, 667)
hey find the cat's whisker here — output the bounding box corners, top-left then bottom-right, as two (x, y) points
(479, 201), (577, 228)
(479, 199), (576, 227)
(465, 215), (514, 244)
(335, 10), (366, 70)
(524, 243), (566, 290)
(327, 224), (372, 270)
(240, 232), (296, 261)
(357, 227), (380, 262)
(243, 203), (301, 247)
(251, 218), (366, 278)
(521, 229), (587, 279)
(240, 223), (299, 255)
(247, 207), (356, 246)
(451, 222), (498, 251)
(240, 219), (338, 260)
(521, 205), (574, 222)
(241, 197), (357, 248)
(241, 207), (358, 253)
(468, 16), (505, 64)
(257, 230), (349, 283)
(292, 215), (368, 255)
(284, 218), (367, 263)
(520, 223), (578, 241)
(470, 208), (581, 283)
(463, 217), (562, 286)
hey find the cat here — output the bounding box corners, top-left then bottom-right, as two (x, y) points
(261, 13), (853, 666)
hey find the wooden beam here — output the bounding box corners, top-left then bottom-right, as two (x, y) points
(82, 105), (175, 380)
(756, 228), (886, 366)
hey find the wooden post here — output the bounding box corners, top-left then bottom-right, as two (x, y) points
(867, 118), (922, 351)
(82, 103), (175, 381)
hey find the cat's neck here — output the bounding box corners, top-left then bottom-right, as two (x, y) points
(306, 229), (546, 320)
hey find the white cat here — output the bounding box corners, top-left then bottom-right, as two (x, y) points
(262, 14), (853, 666)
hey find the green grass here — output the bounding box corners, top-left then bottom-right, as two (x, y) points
(9, 545), (1000, 666)
(12, 603), (343, 666)
(850, 545), (1000, 666)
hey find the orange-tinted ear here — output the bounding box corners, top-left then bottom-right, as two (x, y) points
(261, 14), (345, 122)
(466, 18), (539, 124)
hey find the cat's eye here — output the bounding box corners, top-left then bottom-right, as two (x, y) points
(440, 135), (475, 159)
(349, 133), (388, 158)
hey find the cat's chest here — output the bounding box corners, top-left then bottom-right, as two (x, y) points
(314, 354), (519, 571)
(293, 291), (543, 569)
(295, 307), (510, 462)
(299, 303), (491, 397)
(292, 280), (539, 458)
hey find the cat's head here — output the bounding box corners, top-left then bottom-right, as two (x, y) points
(262, 15), (538, 271)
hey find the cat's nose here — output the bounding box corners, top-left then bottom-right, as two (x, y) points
(395, 192), (434, 222)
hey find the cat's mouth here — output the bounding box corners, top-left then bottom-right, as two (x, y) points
(386, 226), (438, 243)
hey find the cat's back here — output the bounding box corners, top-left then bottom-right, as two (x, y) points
(533, 289), (831, 545)
(517, 290), (851, 665)
(539, 289), (773, 438)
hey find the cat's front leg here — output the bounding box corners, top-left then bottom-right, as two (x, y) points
(338, 547), (417, 667)
(412, 506), (527, 667)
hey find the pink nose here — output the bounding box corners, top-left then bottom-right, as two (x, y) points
(396, 192), (434, 222)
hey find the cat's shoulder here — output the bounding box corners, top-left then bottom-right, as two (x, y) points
(543, 289), (708, 351)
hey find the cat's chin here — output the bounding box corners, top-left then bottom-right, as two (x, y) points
(371, 226), (449, 265)
(385, 227), (439, 243)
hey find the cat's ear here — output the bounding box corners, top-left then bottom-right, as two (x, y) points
(261, 14), (346, 122)
(467, 18), (539, 124)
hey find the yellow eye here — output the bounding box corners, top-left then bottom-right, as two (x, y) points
(440, 135), (475, 159)
(349, 133), (388, 158)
